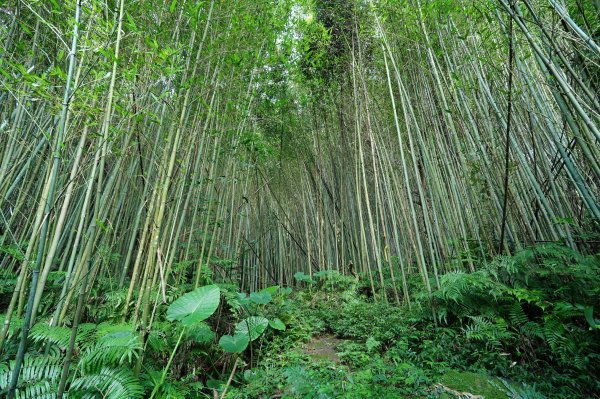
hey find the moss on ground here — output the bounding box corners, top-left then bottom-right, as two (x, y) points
(438, 370), (507, 399)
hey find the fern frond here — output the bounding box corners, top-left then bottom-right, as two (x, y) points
(94, 322), (135, 338)
(151, 380), (189, 399)
(0, 269), (18, 294)
(79, 327), (141, 372)
(87, 289), (129, 321)
(15, 380), (57, 399)
(508, 302), (528, 327)
(70, 367), (144, 399)
(75, 323), (99, 351)
(464, 316), (513, 348)
(435, 272), (469, 303)
(486, 255), (518, 279)
(30, 323), (71, 351)
(495, 378), (546, 399)
(0, 314), (23, 341)
(103, 289), (128, 309)
(0, 355), (61, 398)
(146, 321), (179, 354)
(520, 321), (544, 339)
(542, 319), (565, 351)
(185, 322), (215, 344)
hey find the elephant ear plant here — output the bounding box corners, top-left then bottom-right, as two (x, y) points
(218, 285), (287, 356)
(216, 285), (288, 398)
(150, 285), (221, 399)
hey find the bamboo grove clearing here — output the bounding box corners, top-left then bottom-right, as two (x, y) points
(0, 0), (599, 398)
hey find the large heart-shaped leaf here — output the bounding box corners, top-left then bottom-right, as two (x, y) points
(294, 271), (313, 283)
(219, 333), (249, 353)
(167, 285), (221, 326)
(261, 285), (280, 295)
(249, 291), (272, 305)
(268, 318), (286, 331)
(236, 292), (250, 307)
(235, 316), (268, 341)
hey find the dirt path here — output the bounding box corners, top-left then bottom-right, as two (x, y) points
(303, 334), (345, 363)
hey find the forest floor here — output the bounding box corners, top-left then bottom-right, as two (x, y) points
(303, 335), (345, 363)
(227, 291), (520, 399)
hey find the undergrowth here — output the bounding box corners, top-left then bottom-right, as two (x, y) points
(232, 243), (599, 399)
(0, 243), (598, 398)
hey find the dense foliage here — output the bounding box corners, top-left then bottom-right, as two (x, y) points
(0, 244), (598, 397)
(1, 0), (599, 397)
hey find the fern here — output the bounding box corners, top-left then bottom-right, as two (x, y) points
(485, 255), (518, 279)
(185, 322), (215, 344)
(464, 316), (513, 349)
(542, 318), (565, 352)
(0, 242), (25, 262)
(434, 271), (508, 320)
(0, 314), (23, 341)
(78, 326), (141, 373)
(13, 381), (57, 399)
(94, 322), (136, 337)
(507, 302), (529, 327)
(75, 323), (99, 350)
(0, 268), (18, 295)
(146, 321), (172, 354)
(0, 323), (145, 399)
(87, 290), (129, 322)
(149, 382), (189, 399)
(141, 367), (189, 399)
(70, 367), (144, 399)
(520, 321), (544, 339)
(495, 378), (546, 399)
(435, 272), (470, 303)
(30, 323), (71, 351)
(0, 355), (61, 398)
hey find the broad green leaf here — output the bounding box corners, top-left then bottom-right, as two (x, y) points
(166, 285), (220, 326)
(268, 318), (286, 331)
(294, 271), (313, 283)
(219, 333), (249, 353)
(236, 292), (250, 307)
(249, 291), (271, 305)
(261, 285), (280, 295)
(235, 316), (268, 341)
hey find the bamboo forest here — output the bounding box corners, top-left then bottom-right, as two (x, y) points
(0, 0), (599, 398)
